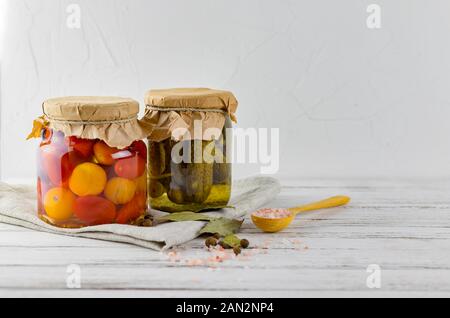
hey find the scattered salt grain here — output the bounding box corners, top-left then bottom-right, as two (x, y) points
(165, 238), (275, 268)
(186, 259), (204, 266)
(167, 251), (182, 262)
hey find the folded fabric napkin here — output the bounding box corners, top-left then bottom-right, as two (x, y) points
(0, 177), (281, 250)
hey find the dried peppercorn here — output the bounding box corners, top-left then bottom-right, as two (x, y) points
(133, 215), (146, 226)
(205, 237), (218, 248)
(142, 219), (153, 227)
(219, 241), (231, 249)
(240, 239), (250, 249)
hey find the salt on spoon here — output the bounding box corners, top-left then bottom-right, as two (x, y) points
(251, 196), (351, 233)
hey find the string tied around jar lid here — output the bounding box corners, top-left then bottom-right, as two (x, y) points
(146, 105), (228, 114)
(42, 114), (138, 125)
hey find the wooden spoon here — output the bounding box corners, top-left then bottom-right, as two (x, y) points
(251, 196), (351, 233)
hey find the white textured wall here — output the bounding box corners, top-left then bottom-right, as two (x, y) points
(1, 0), (450, 182)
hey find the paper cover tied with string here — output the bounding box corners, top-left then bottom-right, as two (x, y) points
(28, 96), (148, 149)
(141, 88), (239, 142)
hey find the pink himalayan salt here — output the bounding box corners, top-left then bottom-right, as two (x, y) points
(186, 259), (204, 266)
(252, 208), (293, 219)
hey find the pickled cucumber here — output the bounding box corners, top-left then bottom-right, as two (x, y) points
(168, 186), (186, 205)
(183, 141), (213, 203)
(213, 146), (230, 185)
(212, 134), (230, 184)
(185, 162), (213, 203)
(214, 163), (230, 185)
(149, 142), (164, 177)
(149, 180), (165, 199)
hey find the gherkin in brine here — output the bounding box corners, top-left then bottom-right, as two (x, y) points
(184, 141), (214, 204)
(213, 135), (231, 185)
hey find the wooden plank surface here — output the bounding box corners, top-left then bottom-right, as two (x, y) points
(1, 179), (450, 298)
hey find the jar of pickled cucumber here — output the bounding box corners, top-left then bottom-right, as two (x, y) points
(142, 88), (239, 213)
(28, 97), (148, 228)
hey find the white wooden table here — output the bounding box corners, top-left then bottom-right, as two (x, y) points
(1, 179), (450, 298)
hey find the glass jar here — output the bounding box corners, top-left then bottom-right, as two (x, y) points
(31, 97), (148, 228)
(142, 88), (238, 213)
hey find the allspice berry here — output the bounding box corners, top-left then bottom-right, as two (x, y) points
(134, 216), (145, 226)
(219, 241), (231, 249)
(240, 239), (250, 249)
(142, 220), (153, 227)
(205, 237), (218, 248)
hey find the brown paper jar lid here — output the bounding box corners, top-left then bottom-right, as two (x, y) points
(145, 88), (238, 120)
(41, 96), (146, 149)
(43, 96), (139, 123)
(143, 88), (238, 142)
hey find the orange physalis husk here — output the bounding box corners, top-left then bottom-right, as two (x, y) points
(27, 116), (49, 140)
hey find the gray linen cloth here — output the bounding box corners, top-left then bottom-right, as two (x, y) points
(0, 177), (280, 250)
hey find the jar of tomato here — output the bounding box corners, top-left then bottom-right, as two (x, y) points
(29, 97), (148, 228)
(141, 88), (239, 213)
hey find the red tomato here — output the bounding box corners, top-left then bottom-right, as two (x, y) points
(93, 141), (120, 166)
(66, 137), (95, 158)
(116, 193), (147, 224)
(73, 196), (117, 226)
(114, 154), (146, 179)
(130, 140), (147, 159)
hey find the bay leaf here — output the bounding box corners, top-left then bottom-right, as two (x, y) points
(223, 234), (242, 248)
(199, 218), (244, 237)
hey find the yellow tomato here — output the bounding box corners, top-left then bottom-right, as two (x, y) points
(104, 177), (137, 205)
(69, 163), (107, 196)
(44, 187), (76, 220)
(135, 172), (148, 194)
